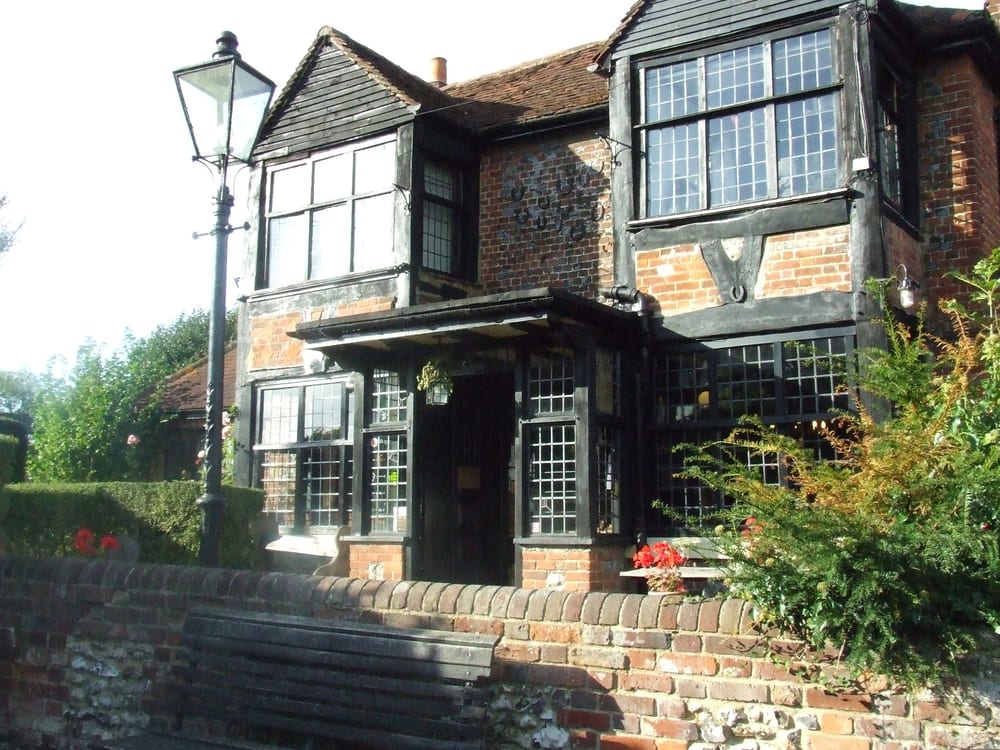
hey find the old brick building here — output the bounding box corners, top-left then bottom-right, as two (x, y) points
(233, 0), (1000, 590)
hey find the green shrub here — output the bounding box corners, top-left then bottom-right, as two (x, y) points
(0, 481), (265, 569)
(0, 416), (27, 483)
(678, 254), (1000, 686)
(0, 434), (18, 487)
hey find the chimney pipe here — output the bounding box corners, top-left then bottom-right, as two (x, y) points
(429, 57), (447, 88)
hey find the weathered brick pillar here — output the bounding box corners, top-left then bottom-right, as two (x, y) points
(520, 544), (629, 592)
(348, 540), (405, 581)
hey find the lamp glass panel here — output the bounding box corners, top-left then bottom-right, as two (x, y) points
(176, 61), (236, 159)
(229, 63), (274, 160)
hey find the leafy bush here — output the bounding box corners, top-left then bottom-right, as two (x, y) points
(0, 416), (27, 483)
(679, 252), (1000, 686)
(0, 434), (20, 486)
(0, 481), (265, 569)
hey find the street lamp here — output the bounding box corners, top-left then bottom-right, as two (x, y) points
(174, 32), (274, 566)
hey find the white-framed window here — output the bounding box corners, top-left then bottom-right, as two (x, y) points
(639, 27), (842, 218)
(255, 378), (355, 532)
(265, 135), (396, 287)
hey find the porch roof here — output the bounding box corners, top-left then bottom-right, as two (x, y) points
(290, 287), (639, 359)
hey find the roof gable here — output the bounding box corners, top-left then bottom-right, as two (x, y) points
(255, 26), (460, 158)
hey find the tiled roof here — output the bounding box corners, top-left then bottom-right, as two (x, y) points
(442, 43), (608, 133)
(157, 345), (237, 416)
(263, 29), (608, 143)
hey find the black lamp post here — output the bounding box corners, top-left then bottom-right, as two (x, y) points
(173, 32), (274, 566)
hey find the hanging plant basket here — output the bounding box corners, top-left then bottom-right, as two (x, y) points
(417, 360), (453, 406)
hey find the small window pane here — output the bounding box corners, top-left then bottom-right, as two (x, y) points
(529, 424), (576, 535)
(304, 383), (342, 441)
(529, 353), (574, 415)
(595, 426), (620, 534)
(370, 370), (406, 424)
(270, 165), (310, 212)
(261, 449), (297, 528)
(708, 107), (768, 206)
(706, 43), (766, 109)
(353, 193), (394, 273)
(425, 162), (457, 201)
(776, 93), (840, 197)
(267, 214), (308, 288)
(645, 60), (700, 122)
(310, 203), (351, 279)
(354, 141), (394, 194)
(369, 433), (407, 533)
(313, 154), (352, 203)
(647, 123), (701, 216)
(260, 389), (298, 445)
(423, 200), (456, 273)
(774, 29), (834, 96)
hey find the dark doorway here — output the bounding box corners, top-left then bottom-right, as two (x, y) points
(417, 372), (515, 585)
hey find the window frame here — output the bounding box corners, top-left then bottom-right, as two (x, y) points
(875, 57), (918, 223)
(420, 159), (467, 277)
(363, 368), (409, 536)
(635, 22), (844, 220)
(263, 134), (397, 288)
(253, 376), (356, 534)
(650, 328), (855, 533)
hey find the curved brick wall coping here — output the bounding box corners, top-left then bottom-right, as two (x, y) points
(0, 556), (756, 633)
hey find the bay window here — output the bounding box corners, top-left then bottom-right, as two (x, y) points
(265, 135), (396, 287)
(255, 379), (355, 532)
(640, 27), (842, 218)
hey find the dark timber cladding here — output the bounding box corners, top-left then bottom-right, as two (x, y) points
(611, 0), (850, 59)
(256, 35), (418, 157)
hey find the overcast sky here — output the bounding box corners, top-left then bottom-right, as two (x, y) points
(0, 0), (986, 374)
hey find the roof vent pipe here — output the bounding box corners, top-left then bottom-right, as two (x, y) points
(429, 57), (448, 88)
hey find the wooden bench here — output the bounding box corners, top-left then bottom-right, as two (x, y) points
(93, 608), (498, 750)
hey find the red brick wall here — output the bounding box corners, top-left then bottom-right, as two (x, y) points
(479, 128), (614, 297)
(636, 226), (851, 316)
(919, 56), (1000, 332)
(2, 557), (997, 749)
(247, 295), (396, 371)
(348, 540), (405, 581)
(521, 545), (627, 592)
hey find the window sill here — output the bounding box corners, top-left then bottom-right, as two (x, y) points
(627, 187), (851, 233)
(248, 264), (411, 304)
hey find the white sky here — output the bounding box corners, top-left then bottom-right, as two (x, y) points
(0, 0), (986, 374)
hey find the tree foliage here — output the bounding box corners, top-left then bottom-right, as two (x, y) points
(0, 193), (21, 257)
(27, 309), (236, 482)
(678, 252), (1000, 686)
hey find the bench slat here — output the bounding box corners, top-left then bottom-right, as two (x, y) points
(105, 607), (500, 750)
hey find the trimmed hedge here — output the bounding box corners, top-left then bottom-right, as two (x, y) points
(0, 481), (265, 568)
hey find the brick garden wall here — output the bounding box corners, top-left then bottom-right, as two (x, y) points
(2, 557), (997, 750)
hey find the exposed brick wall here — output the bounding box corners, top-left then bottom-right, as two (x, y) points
(249, 311), (303, 370)
(521, 545), (626, 592)
(479, 128), (614, 298)
(247, 296), (396, 371)
(347, 540), (405, 581)
(919, 56), (1000, 333)
(756, 227), (851, 298)
(2, 557), (997, 749)
(636, 244), (721, 316)
(636, 225), (851, 317)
